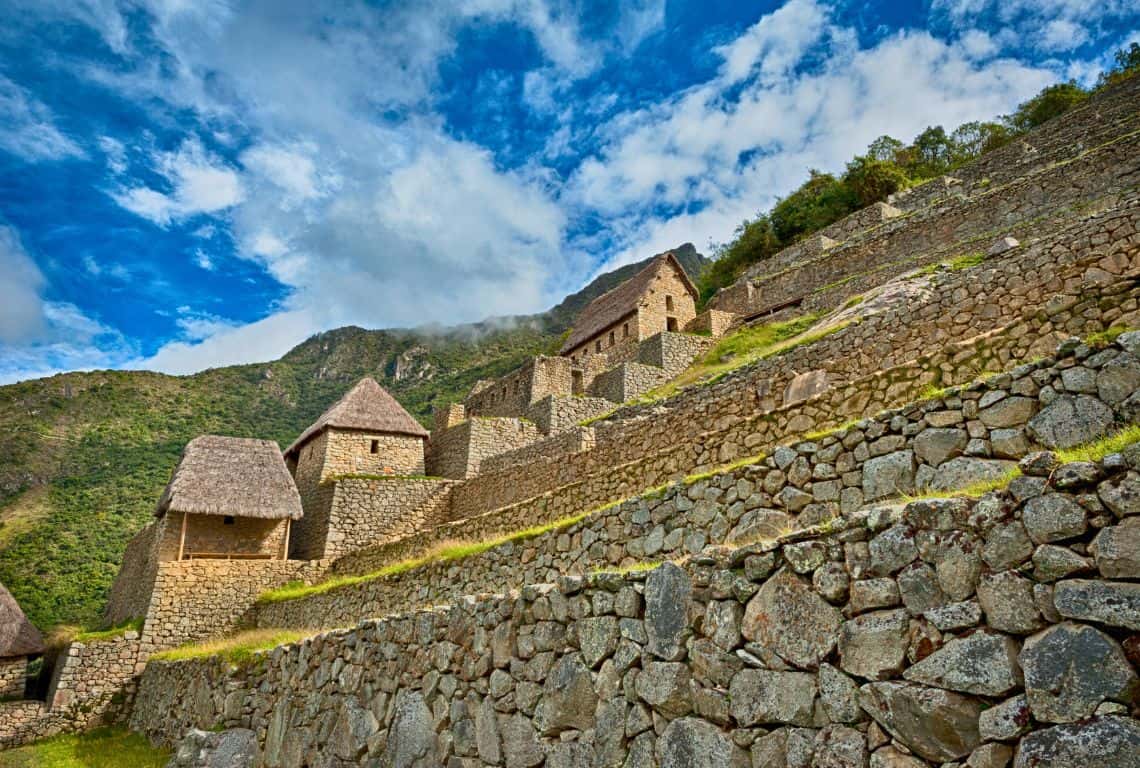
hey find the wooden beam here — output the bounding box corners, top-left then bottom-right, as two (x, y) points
(281, 518), (292, 561)
(177, 512), (188, 562)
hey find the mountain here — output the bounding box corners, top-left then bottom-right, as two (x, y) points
(0, 245), (707, 630)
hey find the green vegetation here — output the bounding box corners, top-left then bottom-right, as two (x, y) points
(73, 619), (144, 643)
(902, 468), (1023, 503)
(590, 560), (663, 577)
(801, 418), (862, 443)
(0, 250), (705, 632)
(697, 46), (1140, 300)
(258, 506), (605, 604)
(151, 628), (315, 664)
(1056, 424), (1140, 464)
(1085, 325), (1130, 349)
(0, 727), (169, 768)
(683, 452), (766, 485)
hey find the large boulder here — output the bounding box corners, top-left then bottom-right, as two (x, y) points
(742, 568), (842, 670)
(1019, 622), (1139, 722)
(903, 630), (1022, 696)
(1022, 493), (1088, 544)
(534, 655), (597, 735)
(167, 729), (259, 768)
(913, 428), (968, 467)
(1090, 517), (1140, 578)
(979, 396), (1037, 429)
(645, 562), (692, 660)
(729, 669), (817, 726)
(1013, 716), (1140, 768)
(1053, 579), (1140, 630)
(859, 682), (982, 762)
(656, 717), (749, 768)
(386, 691), (435, 768)
(863, 451), (916, 501)
(839, 609), (909, 680)
(636, 662), (694, 719)
(925, 457), (1017, 492)
(1026, 395), (1115, 449)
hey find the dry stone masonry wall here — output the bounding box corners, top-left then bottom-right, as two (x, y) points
(318, 478), (455, 559)
(259, 336), (1140, 632)
(134, 446), (1140, 767)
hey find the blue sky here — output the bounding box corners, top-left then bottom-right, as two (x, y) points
(0, 0), (1136, 382)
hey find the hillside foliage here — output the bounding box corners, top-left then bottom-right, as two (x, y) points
(697, 44), (1140, 301)
(0, 249), (705, 631)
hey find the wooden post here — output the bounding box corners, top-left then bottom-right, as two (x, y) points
(177, 512), (188, 561)
(281, 518), (292, 561)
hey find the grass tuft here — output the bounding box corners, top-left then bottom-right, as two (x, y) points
(590, 560), (663, 577)
(683, 452), (766, 485)
(1085, 325), (1130, 349)
(151, 628), (315, 664)
(75, 618), (144, 643)
(900, 468), (1022, 503)
(0, 726), (170, 768)
(258, 507), (604, 604)
(1056, 424), (1140, 464)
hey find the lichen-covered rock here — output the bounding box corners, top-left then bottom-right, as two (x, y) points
(1019, 622), (1139, 723)
(729, 669), (817, 726)
(859, 681), (982, 762)
(818, 663), (863, 724)
(656, 716), (748, 768)
(913, 428), (968, 467)
(1026, 395), (1115, 449)
(978, 694), (1031, 742)
(979, 396), (1037, 429)
(869, 525), (919, 576)
(386, 691), (435, 768)
(926, 457), (1017, 493)
(1021, 494), (1088, 544)
(903, 630), (1022, 696)
(635, 662), (693, 719)
(167, 728), (258, 768)
(645, 562), (692, 661)
(1098, 472), (1140, 516)
(1052, 579), (1140, 630)
(1090, 517), (1140, 578)
(977, 571), (1045, 634)
(863, 451), (916, 501)
(812, 725), (867, 768)
(1031, 544), (1092, 581)
(1012, 716), (1140, 768)
(534, 655), (597, 735)
(839, 609), (909, 680)
(742, 569), (841, 670)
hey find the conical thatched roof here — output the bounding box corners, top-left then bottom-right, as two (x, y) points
(0, 582), (43, 659)
(285, 378), (428, 458)
(156, 435), (303, 520)
(559, 252), (699, 355)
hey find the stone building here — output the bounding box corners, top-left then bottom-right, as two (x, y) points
(559, 251), (699, 364)
(154, 436), (302, 561)
(284, 378), (431, 558)
(0, 582), (43, 700)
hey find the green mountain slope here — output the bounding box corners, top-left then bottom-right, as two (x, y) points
(0, 247), (705, 630)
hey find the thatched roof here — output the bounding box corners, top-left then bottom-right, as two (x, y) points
(285, 377), (428, 458)
(559, 252), (699, 355)
(156, 435), (303, 520)
(0, 582), (43, 658)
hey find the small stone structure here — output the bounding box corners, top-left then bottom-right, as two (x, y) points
(285, 377), (430, 559)
(0, 582), (43, 700)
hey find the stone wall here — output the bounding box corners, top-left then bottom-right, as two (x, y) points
(260, 335), (1140, 629)
(322, 428), (426, 478)
(0, 656), (26, 699)
(637, 331), (714, 377)
(464, 357), (575, 419)
(0, 633), (142, 749)
(686, 308), (735, 337)
(588, 361), (670, 403)
(524, 394), (614, 435)
(710, 122), (1139, 319)
(288, 483), (336, 561)
(160, 511), (289, 560)
(438, 194), (1140, 525)
(480, 427), (596, 475)
(318, 477), (455, 560)
(427, 417), (541, 479)
(139, 560), (325, 653)
(105, 520), (161, 625)
(133, 448), (1140, 767)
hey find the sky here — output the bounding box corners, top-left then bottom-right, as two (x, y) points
(0, 1), (1137, 383)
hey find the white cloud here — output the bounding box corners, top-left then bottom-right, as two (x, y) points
(193, 249), (215, 270)
(0, 75), (85, 163)
(0, 227), (136, 383)
(112, 137), (244, 226)
(933, 0), (1133, 53)
(97, 135), (128, 173)
(564, 5), (1056, 273)
(137, 308), (317, 374)
(714, 0), (830, 85)
(0, 226), (48, 344)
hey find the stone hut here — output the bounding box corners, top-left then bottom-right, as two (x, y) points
(559, 251), (699, 365)
(154, 436), (302, 561)
(0, 582), (43, 699)
(285, 377), (428, 498)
